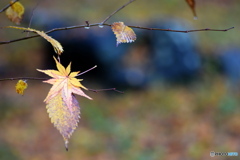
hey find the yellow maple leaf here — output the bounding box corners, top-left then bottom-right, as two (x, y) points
(15, 80), (27, 95)
(37, 56), (92, 150)
(5, 1), (25, 25)
(111, 22), (136, 46)
(5, 26), (63, 55)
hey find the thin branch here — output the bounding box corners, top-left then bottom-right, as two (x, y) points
(0, 77), (47, 81)
(100, 0), (136, 25)
(0, 0), (19, 13)
(0, 77), (124, 93)
(0, 23), (234, 45)
(77, 65), (97, 76)
(127, 26), (235, 33)
(88, 88), (124, 94)
(0, 23), (99, 44)
(27, 0), (42, 36)
(0, 0), (235, 45)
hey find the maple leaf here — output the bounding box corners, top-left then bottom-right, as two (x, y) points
(37, 56), (92, 150)
(5, 1), (25, 24)
(111, 22), (136, 46)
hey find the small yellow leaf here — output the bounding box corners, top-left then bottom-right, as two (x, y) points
(111, 22), (136, 46)
(5, 1), (25, 25)
(15, 80), (28, 95)
(5, 26), (63, 55)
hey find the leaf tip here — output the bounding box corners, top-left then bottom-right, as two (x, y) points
(65, 140), (69, 151)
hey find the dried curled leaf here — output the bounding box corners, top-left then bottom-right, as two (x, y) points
(15, 80), (27, 95)
(185, 0), (197, 19)
(111, 22), (136, 46)
(5, 1), (24, 24)
(35, 30), (63, 55)
(37, 56), (92, 150)
(5, 26), (63, 55)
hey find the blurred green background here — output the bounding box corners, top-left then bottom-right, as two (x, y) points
(0, 0), (240, 160)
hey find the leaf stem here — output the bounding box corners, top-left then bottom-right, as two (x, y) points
(77, 65), (97, 76)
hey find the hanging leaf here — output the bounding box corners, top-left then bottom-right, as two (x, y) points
(5, 1), (24, 24)
(5, 26), (63, 55)
(37, 56), (92, 150)
(185, 0), (197, 19)
(47, 93), (80, 150)
(111, 22), (136, 46)
(35, 30), (63, 55)
(15, 80), (28, 95)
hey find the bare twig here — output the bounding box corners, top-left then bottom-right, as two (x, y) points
(0, 0), (19, 13)
(100, 0), (136, 25)
(0, 77), (124, 94)
(0, 23), (234, 45)
(27, 0), (42, 36)
(77, 65), (97, 76)
(0, 77), (47, 81)
(127, 26), (235, 33)
(88, 88), (124, 94)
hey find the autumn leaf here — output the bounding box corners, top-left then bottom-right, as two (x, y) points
(15, 80), (27, 95)
(5, 1), (24, 24)
(185, 0), (197, 19)
(5, 26), (63, 55)
(37, 56), (92, 150)
(111, 22), (136, 46)
(35, 30), (63, 55)
(47, 93), (80, 150)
